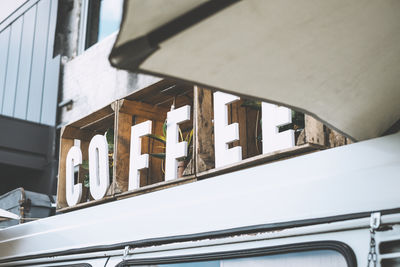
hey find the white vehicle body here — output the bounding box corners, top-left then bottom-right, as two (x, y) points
(0, 132), (399, 266)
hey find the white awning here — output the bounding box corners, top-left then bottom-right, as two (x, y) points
(0, 209), (19, 221)
(110, 0), (400, 141)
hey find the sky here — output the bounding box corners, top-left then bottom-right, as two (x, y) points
(98, 0), (123, 41)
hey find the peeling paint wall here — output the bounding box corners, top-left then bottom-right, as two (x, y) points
(59, 33), (160, 125)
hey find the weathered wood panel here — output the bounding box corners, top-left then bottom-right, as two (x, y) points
(246, 107), (261, 157)
(304, 114), (326, 146)
(117, 99), (169, 189)
(194, 87), (215, 173)
(148, 119), (165, 184)
(57, 103), (115, 210)
(56, 137), (74, 209)
(114, 108), (132, 193)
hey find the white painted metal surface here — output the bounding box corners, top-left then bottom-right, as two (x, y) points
(165, 105), (191, 180)
(65, 143), (83, 206)
(214, 91), (242, 168)
(262, 102), (294, 154)
(0, 132), (399, 262)
(88, 135), (110, 200)
(129, 120), (152, 190)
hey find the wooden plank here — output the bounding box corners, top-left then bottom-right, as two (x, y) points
(230, 101), (244, 156)
(194, 87), (215, 173)
(119, 99), (169, 120)
(72, 104), (114, 128)
(78, 113), (114, 132)
(124, 79), (175, 102)
(14, 6), (36, 120)
(56, 138), (74, 209)
(61, 125), (96, 141)
(0, 28), (11, 112)
(238, 100), (249, 157)
(56, 195), (115, 213)
(27, 0), (51, 122)
(125, 80), (193, 107)
(197, 143), (324, 180)
(113, 103), (132, 193)
(40, 0), (60, 126)
(155, 87), (193, 108)
(2, 18), (23, 117)
(328, 128), (347, 148)
(304, 114), (326, 146)
(246, 107), (261, 158)
(79, 140), (91, 202)
(148, 118), (165, 185)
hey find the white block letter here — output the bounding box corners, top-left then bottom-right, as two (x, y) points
(213, 92), (242, 168)
(165, 105), (191, 181)
(262, 102), (295, 154)
(66, 141), (83, 206)
(88, 135), (110, 200)
(129, 120), (152, 190)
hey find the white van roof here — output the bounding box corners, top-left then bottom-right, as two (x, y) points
(0, 132), (399, 262)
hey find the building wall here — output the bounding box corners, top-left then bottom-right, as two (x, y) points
(59, 33), (160, 126)
(0, 0), (60, 126)
(0, 0), (61, 195)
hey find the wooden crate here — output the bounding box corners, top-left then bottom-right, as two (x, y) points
(123, 80), (195, 182)
(57, 80), (351, 212)
(194, 87), (263, 173)
(57, 80), (195, 212)
(57, 104), (115, 210)
(194, 87), (352, 178)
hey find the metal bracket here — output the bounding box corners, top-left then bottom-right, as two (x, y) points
(123, 246), (130, 260)
(370, 212), (381, 230)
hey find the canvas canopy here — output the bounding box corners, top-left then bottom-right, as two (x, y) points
(110, 0), (400, 141)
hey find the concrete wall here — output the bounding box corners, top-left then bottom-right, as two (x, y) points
(59, 33), (161, 125)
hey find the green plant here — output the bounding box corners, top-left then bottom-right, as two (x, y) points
(147, 120), (193, 162)
(147, 120), (167, 160)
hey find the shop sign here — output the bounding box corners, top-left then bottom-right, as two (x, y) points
(65, 92), (294, 207)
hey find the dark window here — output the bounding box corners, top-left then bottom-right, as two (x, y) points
(125, 250), (346, 267)
(81, 0), (122, 52)
(121, 241), (355, 267)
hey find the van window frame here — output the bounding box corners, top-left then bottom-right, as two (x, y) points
(48, 264), (92, 267)
(117, 240), (356, 267)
